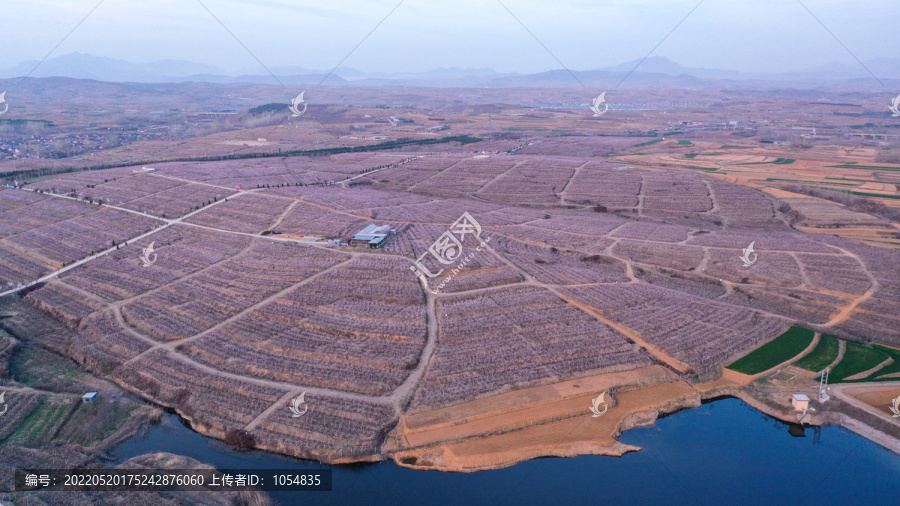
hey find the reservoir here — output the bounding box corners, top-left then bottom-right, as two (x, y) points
(112, 398), (900, 505)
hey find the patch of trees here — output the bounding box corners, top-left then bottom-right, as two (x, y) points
(224, 429), (256, 451)
(4, 135), (483, 185)
(248, 103), (287, 115)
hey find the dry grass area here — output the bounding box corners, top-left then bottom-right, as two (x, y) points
(390, 380), (698, 472)
(843, 386), (900, 418)
(397, 366), (674, 448)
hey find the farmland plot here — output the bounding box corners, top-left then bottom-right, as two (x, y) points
(563, 284), (786, 369)
(32, 171), (235, 217)
(797, 253), (872, 295)
(612, 240), (704, 271)
(477, 159), (578, 204)
(9, 150), (900, 463)
(186, 193), (292, 234)
(411, 285), (650, 409)
(633, 266), (727, 299)
(4, 208), (155, 266)
(564, 164), (642, 209)
(641, 174), (713, 214)
(277, 201), (366, 238)
(116, 349), (284, 433)
(490, 224), (615, 251)
(121, 240), (349, 341)
(66, 310), (154, 373)
(180, 256), (426, 395)
(254, 394), (396, 460)
(410, 158), (517, 196)
(709, 181), (780, 228)
(514, 136), (639, 157)
(0, 195), (157, 284)
(57, 225), (252, 302)
(702, 249), (804, 287)
(427, 252), (523, 293)
(118, 182), (233, 218)
(28, 166), (140, 195)
(360, 155), (466, 191)
(494, 237), (629, 285)
(723, 285), (848, 324)
(0, 191), (90, 237)
(26, 281), (107, 321)
(610, 221), (693, 242)
(284, 186), (433, 215)
(687, 229), (835, 253)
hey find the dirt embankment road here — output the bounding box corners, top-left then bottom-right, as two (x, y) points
(388, 366), (697, 472)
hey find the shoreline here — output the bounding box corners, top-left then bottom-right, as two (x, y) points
(41, 349), (900, 471)
(97, 364), (899, 472)
(7, 294), (899, 472)
(383, 372), (900, 472)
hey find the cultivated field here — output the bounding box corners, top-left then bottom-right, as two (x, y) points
(2, 88), (899, 466)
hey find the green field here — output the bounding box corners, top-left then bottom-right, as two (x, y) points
(738, 157), (796, 166)
(726, 327), (815, 375)
(631, 139), (664, 148)
(764, 178), (856, 186)
(11, 344), (87, 390)
(677, 140), (693, 145)
(794, 334), (840, 372)
(773, 158), (796, 165)
(825, 177), (867, 182)
(5, 396), (77, 446)
(863, 345), (900, 381)
(847, 191), (900, 200)
(826, 164), (900, 172)
(56, 401), (139, 446)
(830, 342), (890, 382)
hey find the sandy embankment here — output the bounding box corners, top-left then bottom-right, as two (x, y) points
(840, 385), (900, 418)
(387, 365), (700, 472)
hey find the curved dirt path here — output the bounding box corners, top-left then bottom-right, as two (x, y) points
(820, 244), (879, 328)
(113, 306), (393, 406)
(480, 241), (693, 374)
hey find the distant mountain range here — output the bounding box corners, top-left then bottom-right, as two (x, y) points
(2, 52), (898, 91)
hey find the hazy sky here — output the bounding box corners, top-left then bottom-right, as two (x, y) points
(2, 0), (896, 75)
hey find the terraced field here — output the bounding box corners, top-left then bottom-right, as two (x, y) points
(2, 148), (898, 462)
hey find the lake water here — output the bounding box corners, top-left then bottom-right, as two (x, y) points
(112, 398), (900, 505)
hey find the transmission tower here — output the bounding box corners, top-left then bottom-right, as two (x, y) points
(817, 369), (830, 403)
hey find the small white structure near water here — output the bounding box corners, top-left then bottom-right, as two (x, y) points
(791, 393), (810, 412)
